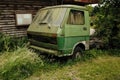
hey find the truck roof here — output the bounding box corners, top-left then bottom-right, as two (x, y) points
(40, 5), (87, 11)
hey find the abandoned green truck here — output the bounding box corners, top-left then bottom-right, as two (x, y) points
(27, 5), (90, 58)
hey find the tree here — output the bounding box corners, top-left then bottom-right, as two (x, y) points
(94, 0), (120, 49)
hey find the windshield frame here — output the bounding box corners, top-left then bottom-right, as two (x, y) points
(32, 7), (67, 27)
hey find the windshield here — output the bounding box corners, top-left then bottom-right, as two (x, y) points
(33, 8), (67, 26)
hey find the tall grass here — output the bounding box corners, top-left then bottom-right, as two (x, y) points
(0, 33), (28, 52)
(25, 49), (120, 80)
(0, 48), (43, 80)
(0, 33), (44, 80)
(0, 48), (119, 80)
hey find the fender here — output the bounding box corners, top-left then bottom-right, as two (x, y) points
(71, 41), (89, 55)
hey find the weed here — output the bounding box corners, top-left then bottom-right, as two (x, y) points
(0, 33), (28, 52)
(108, 49), (120, 56)
(0, 48), (43, 80)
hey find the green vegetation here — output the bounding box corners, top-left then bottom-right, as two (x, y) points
(0, 47), (120, 80)
(0, 33), (44, 80)
(25, 49), (120, 80)
(93, 0), (120, 49)
(26, 56), (120, 80)
(0, 48), (43, 80)
(0, 33), (28, 52)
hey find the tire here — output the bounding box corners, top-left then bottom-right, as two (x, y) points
(72, 46), (83, 60)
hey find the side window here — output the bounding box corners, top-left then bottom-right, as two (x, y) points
(67, 10), (85, 25)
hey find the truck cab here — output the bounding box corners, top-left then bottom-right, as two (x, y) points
(27, 5), (90, 58)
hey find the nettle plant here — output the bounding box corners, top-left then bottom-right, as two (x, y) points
(0, 33), (28, 52)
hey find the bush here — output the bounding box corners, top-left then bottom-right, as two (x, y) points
(83, 49), (108, 60)
(0, 48), (43, 80)
(93, 0), (120, 49)
(0, 33), (28, 52)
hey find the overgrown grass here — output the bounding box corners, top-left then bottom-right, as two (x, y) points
(0, 48), (43, 80)
(0, 33), (28, 52)
(26, 50), (120, 80)
(0, 48), (120, 80)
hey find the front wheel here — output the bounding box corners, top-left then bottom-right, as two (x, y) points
(72, 46), (84, 60)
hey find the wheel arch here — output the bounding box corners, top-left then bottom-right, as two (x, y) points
(71, 41), (85, 55)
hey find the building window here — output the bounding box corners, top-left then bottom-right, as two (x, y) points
(67, 10), (85, 25)
(16, 13), (32, 26)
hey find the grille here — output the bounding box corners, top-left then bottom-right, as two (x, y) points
(28, 34), (57, 44)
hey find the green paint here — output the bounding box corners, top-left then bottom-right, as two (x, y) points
(27, 5), (90, 57)
(57, 36), (89, 55)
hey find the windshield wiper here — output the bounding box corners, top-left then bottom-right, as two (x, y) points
(39, 21), (48, 25)
(39, 21), (51, 29)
